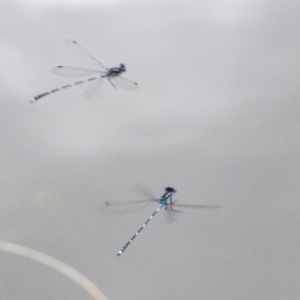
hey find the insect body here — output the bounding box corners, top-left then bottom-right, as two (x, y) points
(115, 186), (222, 256)
(31, 40), (138, 103)
(117, 187), (177, 256)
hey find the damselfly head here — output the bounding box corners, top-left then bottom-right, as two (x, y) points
(164, 187), (177, 193)
(120, 63), (126, 72)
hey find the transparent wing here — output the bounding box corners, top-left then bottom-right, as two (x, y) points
(107, 78), (117, 89)
(83, 79), (104, 101)
(53, 66), (104, 77)
(113, 76), (138, 91)
(65, 39), (107, 70)
(164, 203), (180, 224)
(133, 184), (157, 201)
(173, 203), (222, 209)
(99, 199), (158, 215)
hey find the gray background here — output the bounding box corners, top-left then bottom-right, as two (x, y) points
(1, 0), (300, 299)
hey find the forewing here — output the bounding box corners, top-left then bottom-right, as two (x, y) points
(99, 199), (157, 215)
(53, 66), (104, 77)
(173, 203), (222, 209)
(65, 39), (107, 69)
(113, 76), (138, 91)
(83, 79), (104, 101)
(133, 184), (157, 201)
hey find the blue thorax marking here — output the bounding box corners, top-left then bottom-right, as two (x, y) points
(106, 64), (126, 77)
(159, 192), (172, 204)
(106, 68), (122, 76)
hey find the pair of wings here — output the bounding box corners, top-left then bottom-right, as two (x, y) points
(100, 198), (222, 214)
(53, 39), (138, 91)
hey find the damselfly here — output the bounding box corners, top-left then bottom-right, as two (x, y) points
(31, 40), (138, 103)
(102, 187), (221, 256)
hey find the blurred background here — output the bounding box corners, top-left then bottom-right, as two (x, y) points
(1, 0), (300, 299)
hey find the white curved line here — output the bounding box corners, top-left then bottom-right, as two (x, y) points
(0, 241), (108, 300)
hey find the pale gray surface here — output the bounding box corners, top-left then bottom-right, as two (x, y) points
(1, 0), (300, 299)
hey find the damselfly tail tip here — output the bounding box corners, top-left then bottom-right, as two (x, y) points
(117, 248), (124, 256)
(30, 97), (36, 103)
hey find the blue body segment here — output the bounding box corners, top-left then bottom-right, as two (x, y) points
(117, 204), (164, 256)
(117, 187), (177, 256)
